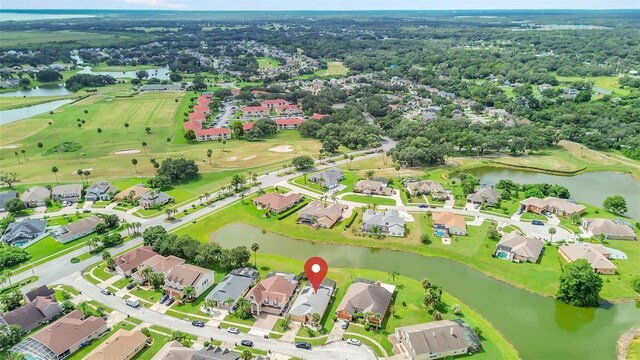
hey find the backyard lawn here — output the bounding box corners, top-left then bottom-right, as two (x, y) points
(341, 194), (396, 206)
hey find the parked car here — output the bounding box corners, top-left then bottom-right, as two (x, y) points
(192, 320), (205, 327)
(227, 327), (240, 334)
(240, 340), (254, 347)
(100, 289), (111, 295)
(346, 339), (361, 346)
(531, 220), (544, 226)
(159, 294), (169, 304)
(418, 204), (428, 209)
(341, 320), (349, 330)
(126, 282), (135, 290)
(295, 342), (312, 350)
(165, 298), (175, 306)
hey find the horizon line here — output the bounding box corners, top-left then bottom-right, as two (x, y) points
(1, 8), (639, 11)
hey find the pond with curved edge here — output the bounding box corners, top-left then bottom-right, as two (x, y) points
(0, 84), (72, 97)
(0, 99), (72, 125)
(213, 223), (640, 360)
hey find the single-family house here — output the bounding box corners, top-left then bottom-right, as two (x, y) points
(51, 184), (83, 203)
(275, 118), (305, 130)
(85, 182), (118, 201)
(151, 341), (196, 360)
(164, 264), (214, 299)
(193, 345), (241, 360)
(24, 285), (56, 303)
(353, 180), (393, 196)
(520, 197), (586, 217)
(395, 319), (483, 360)
(242, 122), (255, 132)
(252, 192), (302, 213)
(581, 218), (637, 240)
(241, 106), (270, 117)
(297, 201), (344, 229)
(288, 279), (336, 324)
(495, 232), (544, 263)
(432, 212), (467, 236)
(406, 180), (445, 197)
(310, 113), (329, 120)
(138, 190), (173, 209)
(114, 185), (150, 202)
(466, 188), (501, 206)
(84, 329), (147, 360)
(205, 268), (259, 309)
(52, 216), (103, 244)
(10, 310), (109, 360)
(114, 247), (159, 277)
(362, 209), (406, 237)
(246, 273), (298, 316)
(1, 219), (47, 246)
(335, 279), (395, 326)
(558, 243), (617, 274)
(0, 191), (18, 211)
(132, 255), (185, 283)
(308, 168), (344, 189)
(0, 295), (61, 333)
(260, 99), (289, 109)
(20, 186), (50, 207)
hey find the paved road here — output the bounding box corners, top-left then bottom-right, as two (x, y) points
(64, 275), (377, 360)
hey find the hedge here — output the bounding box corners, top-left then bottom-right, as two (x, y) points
(344, 211), (358, 229)
(277, 200), (309, 220)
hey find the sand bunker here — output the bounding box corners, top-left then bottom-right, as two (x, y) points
(114, 149), (141, 155)
(243, 156), (256, 161)
(227, 157), (238, 161)
(71, 168), (93, 175)
(268, 145), (294, 153)
(0, 145), (17, 149)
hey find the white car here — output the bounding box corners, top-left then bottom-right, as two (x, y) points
(346, 338), (361, 346)
(227, 327), (240, 334)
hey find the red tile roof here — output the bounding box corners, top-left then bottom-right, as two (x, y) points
(194, 104), (210, 113)
(189, 112), (206, 122)
(275, 118), (305, 125)
(243, 122), (255, 131)
(183, 121), (201, 132)
(196, 128), (231, 136)
(261, 99), (289, 106)
(276, 104), (300, 112)
(310, 113), (329, 120)
(231, 88), (240, 95)
(242, 106), (270, 112)
(251, 90), (270, 95)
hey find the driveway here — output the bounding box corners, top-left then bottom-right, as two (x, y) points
(253, 313), (279, 330)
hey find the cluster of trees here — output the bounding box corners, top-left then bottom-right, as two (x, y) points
(603, 195), (628, 215)
(142, 226), (251, 271)
(521, 183), (570, 199)
(35, 68), (63, 82)
(65, 74), (117, 91)
(556, 259), (603, 307)
(95, 214), (120, 234)
(0, 244), (30, 269)
(299, 106), (381, 152)
(148, 158), (199, 189)
(87, 233), (124, 254)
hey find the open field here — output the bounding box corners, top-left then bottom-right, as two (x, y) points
(257, 57), (282, 69)
(90, 63), (160, 72)
(0, 94), (80, 111)
(0, 91), (322, 183)
(555, 74), (631, 96)
(0, 30), (133, 48)
(316, 61), (349, 77)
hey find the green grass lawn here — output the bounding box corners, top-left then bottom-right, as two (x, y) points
(169, 286), (215, 317)
(131, 332), (171, 360)
(66, 327), (118, 360)
(316, 61), (349, 77)
(341, 194), (396, 206)
(112, 277), (132, 289)
(520, 212), (547, 221)
(628, 337), (640, 360)
(0, 94), (80, 111)
(257, 57), (282, 70)
(91, 263), (116, 281)
(223, 313), (257, 327)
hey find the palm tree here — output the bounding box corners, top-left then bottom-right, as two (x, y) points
(240, 350), (252, 360)
(251, 172), (258, 186)
(182, 286), (195, 301)
(548, 227), (557, 242)
(395, 164), (401, 178)
(206, 149), (213, 165)
(362, 311), (373, 325)
(124, 222), (131, 236)
(83, 170), (90, 184)
(4, 270), (13, 286)
(221, 139), (227, 152)
(388, 270), (400, 285)
(87, 238), (99, 253)
(203, 192), (210, 203)
(102, 250), (112, 261)
(51, 166), (59, 183)
(14, 151), (21, 164)
(421, 278), (432, 293)
(251, 242), (259, 267)
(199, 195), (204, 205)
(21, 149), (27, 161)
(165, 208), (173, 220)
(97, 128), (102, 134)
(131, 158), (138, 173)
(373, 313), (383, 328)
(76, 169), (85, 184)
(145, 127), (152, 134)
(348, 155), (354, 169)
(365, 170), (375, 179)
(311, 312), (321, 327)
(124, 122), (130, 132)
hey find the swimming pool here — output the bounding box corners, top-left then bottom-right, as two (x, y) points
(497, 251), (508, 259)
(435, 229), (446, 237)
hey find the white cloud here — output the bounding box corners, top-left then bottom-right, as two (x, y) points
(121, 0), (189, 9)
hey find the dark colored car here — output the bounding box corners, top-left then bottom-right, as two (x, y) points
(295, 342), (312, 350)
(418, 204), (428, 209)
(240, 340), (254, 347)
(126, 282), (135, 290)
(159, 294), (169, 304)
(165, 298), (175, 306)
(531, 220), (544, 226)
(192, 320), (205, 327)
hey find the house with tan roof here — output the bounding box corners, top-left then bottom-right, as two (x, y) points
(84, 329), (147, 360)
(432, 212), (467, 236)
(406, 180), (445, 197)
(520, 197), (586, 217)
(354, 180), (393, 196)
(52, 216), (103, 244)
(582, 218), (636, 240)
(164, 264), (214, 299)
(275, 104), (303, 116)
(241, 106), (270, 117)
(260, 98), (289, 109)
(495, 233), (544, 263)
(336, 279), (395, 326)
(0, 295), (61, 333)
(10, 310), (108, 360)
(558, 243), (617, 274)
(297, 200), (344, 228)
(252, 192), (302, 213)
(20, 186), (50, 207)
(151, 341), (196, 360)
(51, 184), (83, 203)
(395, 319), (483, 360)
(131, 254), (185, 283)
(114, 247), (159, 277)
(246, 273), (298, 316)
(114, 185), (150, 202)
(466, 188), (501, 206)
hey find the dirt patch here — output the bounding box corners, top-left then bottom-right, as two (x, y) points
(227, 157), (238, 161)
(268, 145), (294, 153)
(243, 155), (257, 161)
(114, 149), (141, 155)
(0, 145), (17, 149)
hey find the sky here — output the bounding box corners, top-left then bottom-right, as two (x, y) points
(3, 0), (639, 10)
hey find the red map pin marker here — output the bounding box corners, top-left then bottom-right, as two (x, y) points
(304, 257), (328, 294)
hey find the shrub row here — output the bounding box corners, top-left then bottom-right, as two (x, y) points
(278, 200), (309, 220)
(344, 211), (359, 229)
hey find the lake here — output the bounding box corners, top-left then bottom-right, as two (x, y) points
(0, 100), (72, 125)
(469, 167), (640, 220)
(0, 84), (73, 97)
(78, 66), (171, 80)
(213, 223), (640, 360)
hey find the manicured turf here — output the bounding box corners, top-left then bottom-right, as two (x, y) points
(341, 194), (396, 206)
(0, 94), (80, 111)
(317, 61), (349, 77)
(131, 332), (171, 360)
(257, 57), (281, 69)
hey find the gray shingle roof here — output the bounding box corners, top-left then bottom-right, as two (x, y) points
(288, 280), (335, 318)
(0, 191), (18, 209)
(1, 219), (47, 245)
